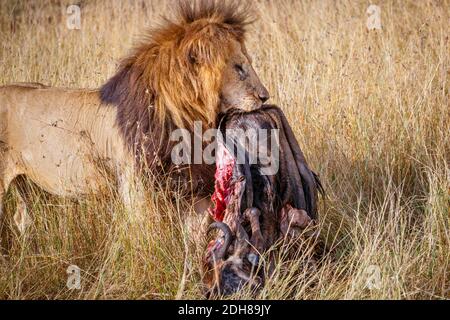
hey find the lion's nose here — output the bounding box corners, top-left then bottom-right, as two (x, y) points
(258, 88), (270, 103)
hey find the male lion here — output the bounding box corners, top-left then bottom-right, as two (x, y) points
(0, 1), (269, 233)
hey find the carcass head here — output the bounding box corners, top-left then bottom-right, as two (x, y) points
(202, 105), (322, 297)
(203, 206), (314, 297)
(203, 220), (262, 296)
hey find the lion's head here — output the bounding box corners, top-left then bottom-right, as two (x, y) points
(100, 0), (268, 194)
(101, 0), (269, 132)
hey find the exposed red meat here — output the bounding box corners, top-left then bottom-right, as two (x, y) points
(208, 142), (235, 222)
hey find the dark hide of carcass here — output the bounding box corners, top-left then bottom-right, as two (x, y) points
(204, 105), (323, 296)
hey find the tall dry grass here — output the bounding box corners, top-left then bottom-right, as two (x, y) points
(0, 0), (448, 299)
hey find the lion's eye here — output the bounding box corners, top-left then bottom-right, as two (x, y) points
(234, 64), (247, 80)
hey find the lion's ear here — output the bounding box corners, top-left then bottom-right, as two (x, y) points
(185, 27), (221, 66)
(187, 42), (211, 66)
(188, 50), (199, 65)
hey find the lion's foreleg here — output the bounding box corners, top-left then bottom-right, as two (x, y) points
(185, 197), (214, 248)
(1, 151), (24, 240)
(0, 184), (4, 225)
(0, 151), (6, 223)
(13, 191), (31, 235)
(193, 197), (212, 216)
(117, 166), (146, 223)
